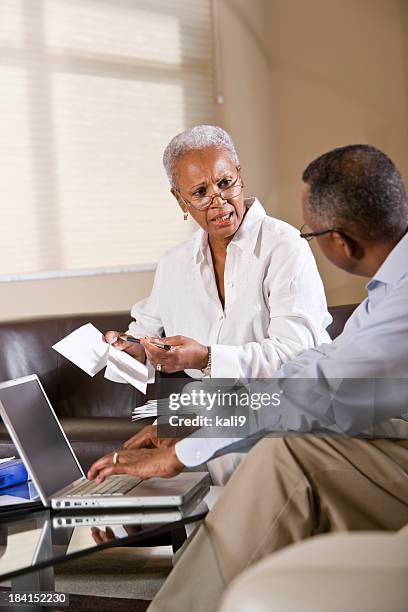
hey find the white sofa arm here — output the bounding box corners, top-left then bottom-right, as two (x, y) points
(220, 530), (408, 612)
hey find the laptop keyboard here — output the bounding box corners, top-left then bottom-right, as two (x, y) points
(66, 475), (142, 497)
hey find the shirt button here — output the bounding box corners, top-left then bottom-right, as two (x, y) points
(227, 282), (234, 288)
(219, 314), (224, 321)
(195, 451), (201, 460)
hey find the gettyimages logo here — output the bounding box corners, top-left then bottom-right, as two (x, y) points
(156, 380), (284, 437)
(167, 388), (282, 411)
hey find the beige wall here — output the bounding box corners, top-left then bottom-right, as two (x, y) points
(1, 0), (407, 320)
(0, 271), (154, 321)
(265, 0), (408, 304)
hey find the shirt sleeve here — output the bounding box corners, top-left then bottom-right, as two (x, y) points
(176, 280), (408, 466)
(210, 238), (332, 378)
(277, 280), (408, 381)
(175, 437), (243, 467)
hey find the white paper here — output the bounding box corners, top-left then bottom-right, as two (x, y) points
(132, 399), (158, 421)
(103, 366), (129, 384)
(52, 324), (148, 393)
(106, 346), (148, 394)
(52, 323), (109, 377)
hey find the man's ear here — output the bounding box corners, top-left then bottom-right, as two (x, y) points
(332, 231), (364, 261)
(171, 188), (188, 215)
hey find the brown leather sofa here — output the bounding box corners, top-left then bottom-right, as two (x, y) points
(0, 305), (358, 471)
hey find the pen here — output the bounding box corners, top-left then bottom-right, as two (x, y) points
(117, 335), (172, 351)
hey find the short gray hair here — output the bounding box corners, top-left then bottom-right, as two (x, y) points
(302, 144), (408, 242)
(163, 125), (240, 187)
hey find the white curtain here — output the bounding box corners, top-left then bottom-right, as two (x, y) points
(0, 0), (215, 278)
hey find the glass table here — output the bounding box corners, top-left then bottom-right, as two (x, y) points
(0, 488), (210, 611)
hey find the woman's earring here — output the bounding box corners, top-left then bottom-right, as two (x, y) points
(183, 212), (188, 221)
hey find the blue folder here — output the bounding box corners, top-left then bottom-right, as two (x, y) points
(0, 459), (28, 490)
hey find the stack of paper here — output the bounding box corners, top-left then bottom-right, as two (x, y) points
(132, 400), (158, 421)
(0, 457), (15, 465)
(52, 323), (149, 394)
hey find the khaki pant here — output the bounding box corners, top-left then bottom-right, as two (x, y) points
(207, 452), (246, 485)
(148, 433), (408, 612)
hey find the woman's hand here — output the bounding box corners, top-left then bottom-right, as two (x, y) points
(104, 330), (146, 363)
(123, 424), (178, 450)
(87, 447), (185, 482)
(141, 335), (208, 373)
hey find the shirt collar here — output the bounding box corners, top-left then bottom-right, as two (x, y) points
(367, 230), (408, 290)
(192, 198), (267, 263)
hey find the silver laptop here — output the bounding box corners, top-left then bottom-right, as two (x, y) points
(0, 375), (209, 510)
(52, 483), (210, 529)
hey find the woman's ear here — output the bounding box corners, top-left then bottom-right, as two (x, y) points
(238, 166), (245, 188)
(171, 188), (188, 215)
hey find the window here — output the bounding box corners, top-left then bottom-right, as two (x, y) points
(0, 0), (215, 279)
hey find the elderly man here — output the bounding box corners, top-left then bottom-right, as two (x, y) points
(90, 144), (408, 612)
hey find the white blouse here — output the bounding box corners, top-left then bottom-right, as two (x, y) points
(126, 198), (332, 379)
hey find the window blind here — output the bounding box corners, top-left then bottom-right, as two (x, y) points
(0, 0), (215, 278)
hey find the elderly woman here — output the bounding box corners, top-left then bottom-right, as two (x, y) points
(105, 125), (331, 483)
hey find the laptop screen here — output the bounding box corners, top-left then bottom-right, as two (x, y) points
(0, 378), (83, 499)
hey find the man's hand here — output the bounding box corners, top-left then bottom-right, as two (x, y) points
(104, 330), (146, 363)
(123, 424), (178, 450)
(142, 335), (208, 373)
(87, 446), (185, 482)
(91, 526), (116, 544)
(91, 525), (139, 545)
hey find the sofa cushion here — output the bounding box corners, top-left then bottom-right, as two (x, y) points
(220, 531), (408, 612)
